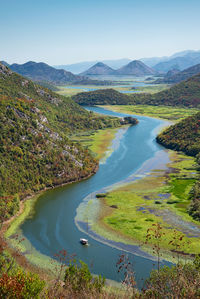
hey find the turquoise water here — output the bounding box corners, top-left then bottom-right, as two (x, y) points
(21, 107), (171, 287)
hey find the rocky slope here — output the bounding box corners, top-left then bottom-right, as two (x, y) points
(0, 63), (121, 219)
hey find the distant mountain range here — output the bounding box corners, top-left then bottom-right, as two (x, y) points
(53, 50), (200, 74)
(54, 58), (131, 74)
(152, 51), (200, 72)
(79, 60), (157, 76)
(155, 63), (200, 84)
(6, 61), (87, 85)
(0, 61), (115, 86)
(140, 50), (200, 67)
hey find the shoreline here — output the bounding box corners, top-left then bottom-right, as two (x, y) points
(2, 125), (121, 273)
(91, 150), (200, 260)
(3, 108), (198, 279)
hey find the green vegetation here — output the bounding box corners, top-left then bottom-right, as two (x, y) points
(132, 83), (169, 94)
(73, 88), (133, 105)
(73, 73), (200, 108)
(97, 151), (200, 255)
(103, 105), (198, 120)
(65, 260), (105, 294)
(135, 73), (200, 107)
(157, 112), (200, 220)
(72, 128), (118, 160)
(0, 63), (123, 220)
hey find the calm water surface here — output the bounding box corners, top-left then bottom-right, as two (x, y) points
(21, 106), (171, 286)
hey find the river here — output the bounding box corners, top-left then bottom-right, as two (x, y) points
(21, 106), (171, 286)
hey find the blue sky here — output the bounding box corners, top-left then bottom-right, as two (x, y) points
(1, 0), (200, 64)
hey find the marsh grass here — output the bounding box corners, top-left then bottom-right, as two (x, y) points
(103, 105), (199, 120)
(98, 151), (200, 255)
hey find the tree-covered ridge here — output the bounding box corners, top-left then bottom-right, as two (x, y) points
(73, 89), (133, 105)
(0, 63), (121, 219)
(73, 73), (200, 108)
(136, 73), (200, 107)
(156, 112), (200, 220)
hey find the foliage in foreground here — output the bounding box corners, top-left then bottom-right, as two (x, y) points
(64, 260), (105, 294)
(1, 214), (200, 298)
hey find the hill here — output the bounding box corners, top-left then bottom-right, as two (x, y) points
(132, 73), (200, 108)
(80, 62), (116, 75)
(74, 73), (200, 108)
(0, 63), (121, 219)
(0, 61), (9, 67)
(54, 58), (131, 74)
(155, 64), (200, 84)
(73, 89), (134, 105)
(153, 51), (200, 72)
(141, 50), (200, 67)
(9, 61), (111, 86)
(156, 112), (200, 220)
(115, 60), (157, 76)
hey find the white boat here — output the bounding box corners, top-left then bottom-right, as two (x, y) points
(80, 238), (88, 245)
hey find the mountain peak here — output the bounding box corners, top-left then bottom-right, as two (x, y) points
(94, 62), (107, 67)
(80, 62), (116, 75)
(116, 60), (157, 76)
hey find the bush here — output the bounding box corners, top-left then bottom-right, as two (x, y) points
(64, 260), (105, 294)
(0, 270), (45, 299)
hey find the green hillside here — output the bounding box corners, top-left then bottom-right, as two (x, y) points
(138, 73), (200, 107)
(0, 63), (121, 219)
(73, 88), (134, 105)
(156, 112), (200, 220)
(73, 74), (200, 108)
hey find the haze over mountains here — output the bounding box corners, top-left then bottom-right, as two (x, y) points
(2, 49), (200, 86)
(7, 61), (88, 85)
(54, 58), (131, 74)
(80, 60), (157, 76)
(155, 63), (200, 84)
(0, 61), (115, 86)
(115, 60), (156, 76)
(54, 49), (200, 74)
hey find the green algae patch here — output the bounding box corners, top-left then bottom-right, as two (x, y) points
(98, 150), (200, 255)
(72, 127), (118, 161)
(103, 105), (198, 121)
(5, 195), (39, 239)
(4, 194), (65, 275)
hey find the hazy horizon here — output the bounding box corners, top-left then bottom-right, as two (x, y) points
(1, 0), (200, 65)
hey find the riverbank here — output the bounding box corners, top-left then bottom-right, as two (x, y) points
(4, 106), (198, 285)
(93, 150), (200, 257)
(2, 125), (121, 272)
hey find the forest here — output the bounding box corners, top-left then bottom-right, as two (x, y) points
(0, 63), (122, 220)
(74, 73), (200, 108)
(157, 112), (200, 220)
